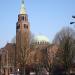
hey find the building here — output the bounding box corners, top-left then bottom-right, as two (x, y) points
(0, 0), (59, 75)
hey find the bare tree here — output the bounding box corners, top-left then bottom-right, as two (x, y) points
(53, 27), (75, 75)
(42, 45), (59, 75)
(16, 32), (33, 75)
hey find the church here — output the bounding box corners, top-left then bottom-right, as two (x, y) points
(0, 0), (58, 75)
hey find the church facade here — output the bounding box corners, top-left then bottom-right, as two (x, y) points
(0, 0), (59, 75)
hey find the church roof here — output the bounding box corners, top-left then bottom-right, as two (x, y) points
(11, 34), (50, 45)
(31, 34), (50, 44)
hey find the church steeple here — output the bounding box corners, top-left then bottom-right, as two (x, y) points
(20, 0), (26, 14)
(16, 0), (30, 54)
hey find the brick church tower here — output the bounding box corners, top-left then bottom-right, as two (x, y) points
(16, 0), (30, 62)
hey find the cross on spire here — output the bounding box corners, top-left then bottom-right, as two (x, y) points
(20, 0), (26, 14)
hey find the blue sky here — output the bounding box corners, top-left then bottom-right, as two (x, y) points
(0, 0), (75, 48)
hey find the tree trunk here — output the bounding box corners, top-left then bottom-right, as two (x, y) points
(24, 67), (25, 75)
(20, 66), (26, 75)
(67, 68), (70, 75)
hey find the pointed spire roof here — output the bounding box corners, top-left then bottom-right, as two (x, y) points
(20, 0), (26, 14)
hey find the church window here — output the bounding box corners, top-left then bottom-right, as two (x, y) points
(24, 24), (28, 29)
(5, 55), (7, 63)
(22, 16), (24, 21)
(10, 68), (12, 73)
(16, 24), (20, 32)
(25, 16), (27, 21)
(38, 42), (39, 44)
(24, 24), (26, 28)
(26, 25), (28, 28)
(18, 18), (19, 21)
(16, 24), (20, 29)
(24, 24), (27, 32)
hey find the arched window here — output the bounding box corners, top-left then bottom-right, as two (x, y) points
(24, 24), (28, 29)
(16, 24), (20, 29)
(16, 24), (20, 32)
(24, 24), (28, 32)
(24, 24), (26, 28)
(22, 16), (24, 21)
(25, 16), (27, 21)
(10, 68), (12, 73)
